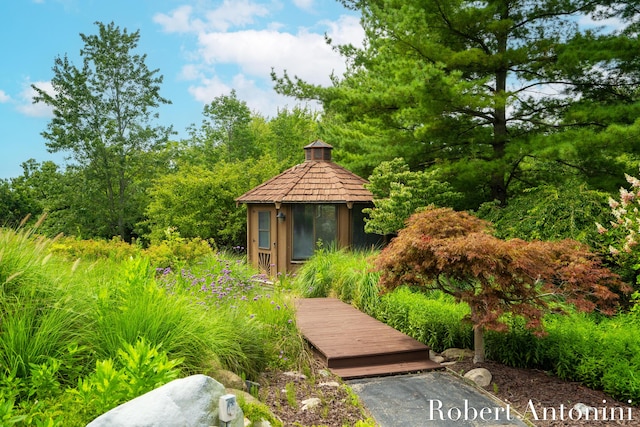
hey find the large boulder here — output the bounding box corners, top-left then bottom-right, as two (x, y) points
(464, 368), (493, 388)
(87, 374), (244, 427)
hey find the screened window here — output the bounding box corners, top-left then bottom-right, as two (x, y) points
(292, 204), (337, 260)
(351, 203), (384, 250)
(258, 211), (270, 249)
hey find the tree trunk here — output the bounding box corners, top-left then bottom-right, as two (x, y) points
(490, 2), (510, 207)
(473, 324), (485, 364)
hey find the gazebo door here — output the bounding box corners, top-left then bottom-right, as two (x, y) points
(254, 208), (277, 276)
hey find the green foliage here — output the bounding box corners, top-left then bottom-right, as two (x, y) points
(155, 256), (304, 375)
(284, 382), (298, 408)
(188, 90), (259, 163)
(68, 338), (182, 422)
(292, 248), (380, 312)
(481, 311), (640, 403)
(49, 236), (140, 262)
(477, 181), (612, 245)
(375, 287), (472, 352)
(236, 393), (283, 427)
(256, 106), (319, 166)
(275, 0), (640, 209)
(32, 22), (172, 241)
(0, 228), (307, 423)
(143, 227), (214, 269)
(363, 158), (463, 235)
(0, 227), (90, 385)
(376, 207), (628, 333)
(145, 157), (281, 249)
(86, 257), (219, 372)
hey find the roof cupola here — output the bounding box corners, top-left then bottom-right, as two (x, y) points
(304, 139), (333, 162)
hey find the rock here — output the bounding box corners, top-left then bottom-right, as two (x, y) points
(441, 348), (474, 360)
(87, 374), (244, 427)
(283, 371), (307, 381)
(573, 403), (597, 418)
(440, 361), (457, 366)
(318, 381), (341, 388)
(318, 369), (331, 377)
(214, 369), (248, 391)
(301, 397), (322, 411)
(464, 368), (492, 388)
(431, 355), (445, 363)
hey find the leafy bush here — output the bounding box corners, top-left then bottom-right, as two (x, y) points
(375, 287), (472, 352)
(363, 158), (463, 235)
(49, 236), (139, 261)
(67, 338), (182, 423)
(143, 226), (214, 269)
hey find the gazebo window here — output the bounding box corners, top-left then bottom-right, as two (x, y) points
(258, 211), (270, 249)
(292, 204), (337, 260)
(351, 203), (384, 250)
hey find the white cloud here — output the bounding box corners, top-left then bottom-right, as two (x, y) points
(323, 15), (363, 46)
(0, 90), (11, 103)
(193, 15), (363, 86)
(204, 0), (270, 32)
(153, 5), (198, 33)
(17, 81), (55, 118)
(189, 71), (319, 118)
(293, 0), (314, 12)
(155, 2), (364, 116)
(196, 29), (344, 85)
(154, 0), (270, 33)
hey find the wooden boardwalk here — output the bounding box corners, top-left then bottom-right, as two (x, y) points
(294, 298), (442, 379)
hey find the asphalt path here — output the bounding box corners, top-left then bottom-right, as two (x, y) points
(348, 371), (529, 427)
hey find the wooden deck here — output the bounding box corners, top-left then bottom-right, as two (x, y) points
(294, 298), (442, 379)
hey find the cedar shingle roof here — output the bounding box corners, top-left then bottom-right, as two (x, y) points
(236, 141), (373, 204)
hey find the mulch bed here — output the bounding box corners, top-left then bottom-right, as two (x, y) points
(258, 357), (370, 426)
(259, 355), (638, 426)
(452, 357), (638, 426)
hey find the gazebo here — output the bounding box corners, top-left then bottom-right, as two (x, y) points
(236, 140), (381, 276)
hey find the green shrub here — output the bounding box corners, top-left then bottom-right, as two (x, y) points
(67, 338), (182, 423)
(485, 311), (640, 403)
(143, 228), (214, 269)
(49, 236), (140, 262)
(485, 315), (543, 368)
(293, 247), (339, 298)
(375, 287), (472, 352)
(86, 257), (222, 373)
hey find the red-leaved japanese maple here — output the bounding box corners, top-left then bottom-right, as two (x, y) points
(375, 207), (630, 363)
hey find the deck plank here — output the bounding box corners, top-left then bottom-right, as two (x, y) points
(294, 298), (442, 379)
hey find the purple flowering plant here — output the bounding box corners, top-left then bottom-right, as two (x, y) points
(154, 251), (302, 368)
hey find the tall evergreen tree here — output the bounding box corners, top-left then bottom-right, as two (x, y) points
(274, 0), (640, 208)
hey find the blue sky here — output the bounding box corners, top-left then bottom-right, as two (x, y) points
(0, 0), (363, 180)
